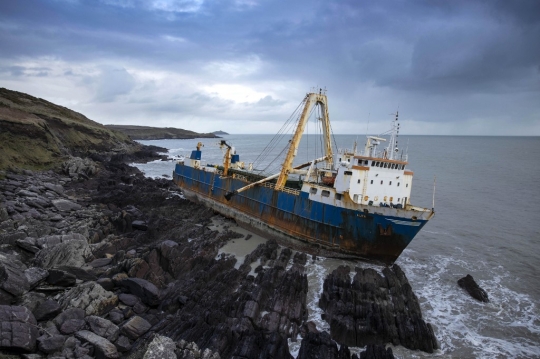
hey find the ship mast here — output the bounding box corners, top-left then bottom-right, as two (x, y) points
(275, 90), (334, 190)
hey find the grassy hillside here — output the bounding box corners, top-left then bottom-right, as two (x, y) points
(0, 88), (140, 171)
(106, 125), (219, 140)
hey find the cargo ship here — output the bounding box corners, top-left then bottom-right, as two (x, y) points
(173, 91), (434, 264)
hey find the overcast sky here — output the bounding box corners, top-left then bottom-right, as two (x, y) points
(1, 0), (539, 135)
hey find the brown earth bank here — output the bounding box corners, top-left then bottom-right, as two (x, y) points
(0, 153), (438, 359)
(0, 88), (157, 172)
(105, 125), (220, 141)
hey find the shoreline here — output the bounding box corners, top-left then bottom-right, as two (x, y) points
(0, 150), (437, 359)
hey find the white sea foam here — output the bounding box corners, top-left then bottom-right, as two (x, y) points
(399, 250), (540, 359)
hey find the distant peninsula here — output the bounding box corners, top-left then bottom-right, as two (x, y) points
(105, 125), (220, 140)
(212, 130), (229, 135)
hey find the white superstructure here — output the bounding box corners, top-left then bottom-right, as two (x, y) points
(301, 112), (414, 209)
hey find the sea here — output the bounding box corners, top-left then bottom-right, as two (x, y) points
(133, 135), (540, 359)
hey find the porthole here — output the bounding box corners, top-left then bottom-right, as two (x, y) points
(310, 187), (318, 194)
(389, 181), (392, 185)
(397, 182), (400, 187)
(322, 190), (330, 197)
(336, 193), (343, 200)
(371, 180), (373, 184)
(380, 180), (383, 184)
(357, 179), (361, 184)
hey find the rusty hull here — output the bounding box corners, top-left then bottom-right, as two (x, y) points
(173, 164), (430, 265)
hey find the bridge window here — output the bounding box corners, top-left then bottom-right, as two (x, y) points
(389, 181), (392, 185)
(384, 163), (388, 168)
(364, 160), (369, 165)
(310, 187), (318, 194)
(397, 182), (400, 186)
(380, 180), (383, 184)
(322, 190), (330, 197)
(344, 171), (353, 176)
(371, 161), (375, 166)
(357, 179), (361, 184)
(371, 180), (373, 184)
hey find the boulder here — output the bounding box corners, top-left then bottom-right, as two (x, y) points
(58, 281), (118, 316)
(458, 274), (489, 302)
(360, 344), (395, 359)
(52, 307), (86, 328)
(0, 253), (30, 297)
(37, 334), (66, 353)
(60, 319), (86, 334)
(143, 334), (176, 359)
(33, 299), (62, 321)
(46, 269), (77, 287)
(34, 240), (92, 269)
(86, 315), (120, 342)
(51, 199), (82, 212)
(121, 316), (152, 340)
(24, 267), (49, 289)
(75, 330), (119, 359)
(0, 305), (38, 352)
(297, 331), (340, 359)
(118, 278), (160, 306)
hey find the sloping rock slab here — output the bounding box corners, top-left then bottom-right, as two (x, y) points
(0, 305), (38, 352)
(51, 199), (82, 212)
(118, 278), (160, 306)
(58, 281), (118, 316)
(0, 253), (30, 297)
(34, 240), (92, 269)
(121, 316), (152, 340)
(75, 330), (119, 359)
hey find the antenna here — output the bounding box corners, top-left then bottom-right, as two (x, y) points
(432, 175), (436, 211)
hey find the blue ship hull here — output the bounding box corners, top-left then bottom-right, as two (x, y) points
(173, 164), (428, 264)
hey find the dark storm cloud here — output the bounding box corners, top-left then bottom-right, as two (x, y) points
(0, 0), (538, 134)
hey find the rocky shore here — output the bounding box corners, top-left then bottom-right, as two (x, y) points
(0, 152), (439, 358)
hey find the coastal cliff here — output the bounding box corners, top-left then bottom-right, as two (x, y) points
(105, 125), (219, 140)
(0, 88), (141, 171)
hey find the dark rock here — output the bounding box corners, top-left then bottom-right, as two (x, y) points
(37, 334), (66, 353)
(60, 319), (87, 334)
(0, 305), (38, 352)
(89, 257), (112, 268)
(46, 269), (77, 286)
(33, 299), (62, 321)
(297, 331), (339, 359)
(56, 265), (98, 282)
(121, 315), (152, 340)
(132, 220), (148, 231)
(75, 330), (119, 359)
(118, 278), (160, 306)
(0, 252), (30, 297)
(86, 315), (120, 342)
(52, 307), (86, 328)
(0, 231), (27, 245)
(97, 278), (115, 291)
(359, 344), (395, 359)
(24, 267), (49, 289)
(34, 240), (92, 269)
(114, 335), (131, 352)
(107, 309), (124, 325)
(458, 274), (489, 303)
(319, 264), (438, 353)
(118, 293), (139, 306)
(51, 199), (82, 212)
(16, 237), (40, 253)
